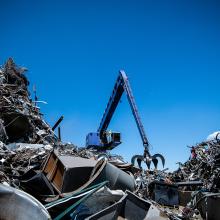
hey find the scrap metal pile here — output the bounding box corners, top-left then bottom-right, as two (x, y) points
(173, 140), (220, 191)
(133, 138), (220, 219)
(0, 59), (220, 220)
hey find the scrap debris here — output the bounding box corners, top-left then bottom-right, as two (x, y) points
(0, 58), (220, 219)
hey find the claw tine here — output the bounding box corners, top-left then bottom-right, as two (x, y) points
(152, 154), (165, 167)
(131, 155), (144, 169)
(146, 159), (151, 169)
(131, 155), (140, 165)
(152, 158), (158, 169)
(137, 158), (142, 170)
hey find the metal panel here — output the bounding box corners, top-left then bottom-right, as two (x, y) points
(0, 184), (51, 220)
(43, 151), (96, 193)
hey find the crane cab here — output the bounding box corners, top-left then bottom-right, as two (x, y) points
(86, 131), (121, 150)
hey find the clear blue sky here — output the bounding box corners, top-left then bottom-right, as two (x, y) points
(1, 0), (220, 170)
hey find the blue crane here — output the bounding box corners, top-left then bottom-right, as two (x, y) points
(86, 70), (165, 169)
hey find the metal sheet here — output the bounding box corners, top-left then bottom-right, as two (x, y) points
(0, 184), (51, 220)
(86, 190), (169, 220)
(43, 151), (96, 193)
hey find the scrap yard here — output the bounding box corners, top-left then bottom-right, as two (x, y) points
(0, 58), (220, 220)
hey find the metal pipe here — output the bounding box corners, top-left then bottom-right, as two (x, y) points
(58, 126), (61, 140)
(52, 116), (64, 131)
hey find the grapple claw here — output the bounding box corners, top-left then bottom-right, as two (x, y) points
(152, 158), (158, 169)
(131, 153), (165, 170)
(146, 158), (151, 169)
(131, 155), (144, 169)
(151, 154), (165, 168)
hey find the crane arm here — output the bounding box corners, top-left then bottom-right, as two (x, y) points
(97, 73), (124, 136)
(98, 70), (149, 149)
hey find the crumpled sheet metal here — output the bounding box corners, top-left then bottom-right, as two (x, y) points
(86, 190), (169, 220)
(0, 183), (51, 220)
(0, 142), (52, 186)
(45, 184), (124, 219)
(82, 186), (125, 215)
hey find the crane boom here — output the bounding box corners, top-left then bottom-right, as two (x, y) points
(98, 70), (149, 147)
(86, 70), (150, 151)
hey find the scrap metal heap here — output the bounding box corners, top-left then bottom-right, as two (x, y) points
(0, 58), (58, 187)
(0, 58), (56, 145)
(173, 139), (220, 191)
(133, 138), (220, 219)
(0, 59), (220, 220)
